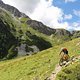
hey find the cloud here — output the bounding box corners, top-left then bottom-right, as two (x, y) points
(68, 21), (80, 31)
(29, 0), (69, 29)
(2, 0), (68, 29)
(73, 10), (80, 17)
(72, 22), (80, 30)
(2, 0), (40, 14)
(64, 14), (72, 20)
(64, 0), (77, 3)
(2, 0), (79, 30)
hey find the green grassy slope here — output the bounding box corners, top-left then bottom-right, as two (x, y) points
(0, 38), (79, 80)
(18, 17), (54, 45)
(56, 61), (80, 80)
(19, 17), (72, 46)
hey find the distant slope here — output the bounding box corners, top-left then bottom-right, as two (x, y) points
(0, 38), (79, 80)
(20, 17), (72, 46)
(27, 20), (56, 35)
(72, 31), (80, 38)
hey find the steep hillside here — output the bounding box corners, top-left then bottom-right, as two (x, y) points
(21, 17), (72, 46)
(0, 0), (79, 59)
(0, 38), (79, 80)
(26, 20), (72, 38)
(0, 0), (71, 59)
(0, 0), (72, 38)
(27, 20), (56, 35)
(0, 8), (19, 59)
(0, 8), (53, 59)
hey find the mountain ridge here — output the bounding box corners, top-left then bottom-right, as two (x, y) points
(0, 1), (80, 79)
(0, 0), (74, 36)
(0, 0), (29, 18)
(0, 0), (80, 59)
(0, 8), (53, 59)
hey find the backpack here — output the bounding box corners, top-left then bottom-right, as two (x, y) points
(62, 48), (68, 54)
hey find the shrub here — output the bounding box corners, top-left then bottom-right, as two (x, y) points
(7, 45), (18, 59)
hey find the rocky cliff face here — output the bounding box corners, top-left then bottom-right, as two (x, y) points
(54, 29), (72, 37)
(72, 31), (80, 38)
(27, 20), (56, 35)
(26, 20), (72, 38)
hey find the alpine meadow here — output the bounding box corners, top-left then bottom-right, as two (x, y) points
(0, 0), (80, 80)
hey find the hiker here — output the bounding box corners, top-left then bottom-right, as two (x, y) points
(59, 47), (69, 61)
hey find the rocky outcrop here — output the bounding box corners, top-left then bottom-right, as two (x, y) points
(26, 20), (72, 39)
(72, 31), (80, 38)
(54, 29), (72, 37)
(27, 20), (56, 35)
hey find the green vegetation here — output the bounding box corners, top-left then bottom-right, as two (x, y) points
(19, 17), (30, 23)
(0, 7), (75, 59)
(0, 8), (18, 59)
(0, 38), (79, 80)
(56, 62), (80, 80)
(56, 38), (80, 80)
(19, 17), (72, 47)
(7, 45), (18, 59)
(0, 8), (53, 59)
(0, 2), (80, 80)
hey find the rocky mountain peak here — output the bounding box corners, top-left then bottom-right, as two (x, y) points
(0, 0), (29, 18)
(55, 29), (72, 37)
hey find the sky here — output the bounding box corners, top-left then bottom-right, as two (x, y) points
(2, 0), (80, 31)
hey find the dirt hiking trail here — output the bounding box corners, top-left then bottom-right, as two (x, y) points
(48, 64), (62, 80)
(47, 55), (80, 80)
